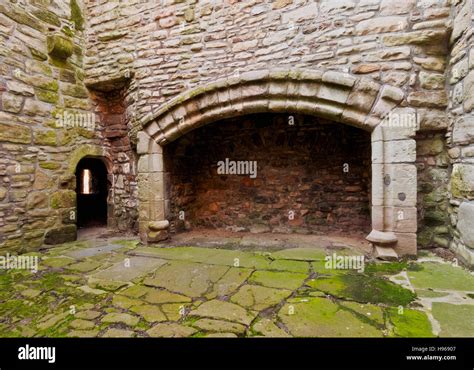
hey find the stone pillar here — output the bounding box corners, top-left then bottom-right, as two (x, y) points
(367, 108), (418, 257)
(137, 131), (169, 243)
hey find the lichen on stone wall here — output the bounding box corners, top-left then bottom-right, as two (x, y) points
(70, 0), (84, 31)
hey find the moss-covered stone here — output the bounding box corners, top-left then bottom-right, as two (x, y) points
(432, 303), (474, 337)
(0, 2), (45, 32)
(66, 260), (101, 273)
(44, 226), (77, 245)
(62, 83), (88, 98)
(364, 261), (410, 275)
(29, 47), (48, 61)
(231, 284), (292, 311)
(307, 273), (416, 306)
(271, 247), (327, 261)
(0, 123), (31, 144)
(278, 297), (384, 337)
(70, 0), (84, 31)
(387, 307), (434, 337)
(35, 88), (59, 104)
(31, 8), (61, 27)
(34, 130), (57, 146)
(47, 34), (74, 60)
(249, 270), (307, 290)
(43, 257), (76, 268)
(129, 305), (167, 323)
(51, 190), (76, 209)
(61, 25), (74, 38)
(39, 161), (61, 170)
(451, 164), (474, 199)
(407, 262), (474, 291)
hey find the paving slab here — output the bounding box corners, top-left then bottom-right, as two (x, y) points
(143, 260), (229, 297)
(147, 323), (197, 337)
(189, 299), (256, 326)
(130, 305), (167, 323)
(192, 318), (247, 334)
(231, 284), (292, 311)
(206, 267), (253, 299)
(132, 246), (272, 269)
(278, 297), (384, 337)
(432, 303), (474, 337)
(407, 262), (474, 292)
(89, 256), (167, 282)
(66, 244), (124, 259)
(270, 248), (327, 261)
(249, 270), (307, 290)
(252, 318), (291, 337)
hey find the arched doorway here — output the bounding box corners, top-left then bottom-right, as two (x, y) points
(75, 157), (109, 228)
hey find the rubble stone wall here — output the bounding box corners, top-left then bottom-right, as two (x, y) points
(165, 113), (372, 234)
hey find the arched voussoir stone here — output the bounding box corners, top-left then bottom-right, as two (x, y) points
(139, 68), (406, 146)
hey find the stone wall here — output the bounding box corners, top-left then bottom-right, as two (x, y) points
(2, 0), (473, 265)
(0, 0), (136, 252)
(0, 0), (88, 252)
(166, 113), (371, 235)
(447, 0), (474, 266)
(84, 0), (452, 136)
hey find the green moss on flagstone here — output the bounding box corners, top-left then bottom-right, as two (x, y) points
(387, 307), (434, 337)
(189, 299), (255, 326)
(147, 323), (197, 337)
(162, 303), (187, 321)
(407, 262), (474, 291)
(88, 279), (127, 292)
(230, 284), (292, 311)
(112, 295), (144, 309)
(271, 247), (327, 261)
(143, 261), (229, 297)
(69, 319), (95, 330)
(307, 273), (416, 306)
(143, 288), (191, 304)
(432, 303), (474, 337)
(415, 289), (449, 298)
(206, 267), (253, 299)
(251, 318), (290, 337)
(268, 259), (310, 273)
(42, 256), (75, 268)
(364, 261), (410, 275)
(193, 318), (247, 334)
(66, 260), (102, 273)
(129, 305), (167, 323)
(101, 328), (135, 338)
(278, 297), (384, 337)
(119, 284), (155, 299)
(67, 329), (99, 337)
(101, 312), (139, 326)
(75, 310), (101, 320)
(249, 270), (307, 290)
(133, 246), (271, 269)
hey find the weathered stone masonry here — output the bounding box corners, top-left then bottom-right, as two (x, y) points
(0, 0), (473, 266)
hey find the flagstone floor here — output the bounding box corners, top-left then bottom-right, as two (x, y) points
(1, 231), (473, 338)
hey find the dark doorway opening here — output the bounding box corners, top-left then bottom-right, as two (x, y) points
(75, 157), (108, 228)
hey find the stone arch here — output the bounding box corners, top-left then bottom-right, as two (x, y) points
(137, 68), (419, 257)
(67, 144), (112, 175)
